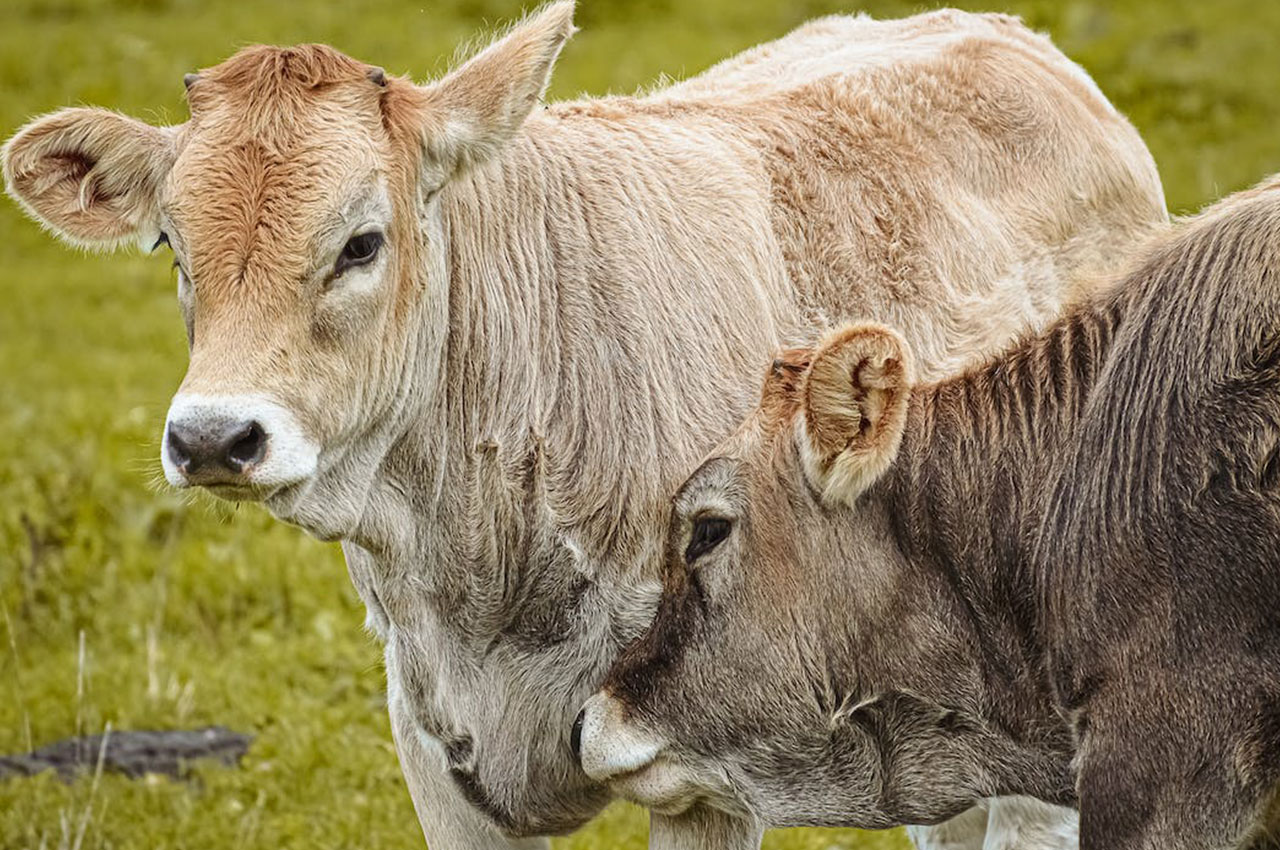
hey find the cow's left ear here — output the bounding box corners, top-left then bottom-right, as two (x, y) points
(799, 323), (913, 506)
(418, 1), (575, 179)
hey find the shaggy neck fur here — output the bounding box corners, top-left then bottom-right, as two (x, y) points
(353, 110), (796, 647)
(878, 189), (1280, 714)
(330, 109), (807, 834)
(879, 285), (1130, 739)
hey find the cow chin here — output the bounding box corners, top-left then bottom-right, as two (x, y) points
(606, 756), (708, 816)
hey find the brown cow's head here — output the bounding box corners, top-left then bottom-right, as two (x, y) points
(3, 3), (574, 538)
(575, 324), (960, 826)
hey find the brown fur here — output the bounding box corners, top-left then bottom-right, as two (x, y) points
(593, 177), (1280, 849)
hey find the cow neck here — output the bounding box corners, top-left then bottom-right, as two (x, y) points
(357, 121), (712, 641)
(880, 286), (1129, 698)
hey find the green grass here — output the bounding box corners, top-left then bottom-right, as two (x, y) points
(1, 0), (1277, 847)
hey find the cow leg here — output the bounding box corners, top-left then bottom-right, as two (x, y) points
(906, 805), (989, 850)
(981, 797), (1078, 850)
(908, 798), (1077, 850)
(650, 808), (763, 850)
(390, 697), (548, 850)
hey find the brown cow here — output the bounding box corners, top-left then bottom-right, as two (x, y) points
(580, 177), (1280, 850)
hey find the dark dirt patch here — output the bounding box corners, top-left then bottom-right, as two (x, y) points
(0, 727), (253, 781)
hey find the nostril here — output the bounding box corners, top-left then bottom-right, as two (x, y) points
(571, 708), (587, 762)
(225, 421), (266, 471)
(166, 424), (192, 469)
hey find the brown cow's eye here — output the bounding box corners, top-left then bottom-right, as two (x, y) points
(335, 231), (384, 276)
(686, 516), (732, 563)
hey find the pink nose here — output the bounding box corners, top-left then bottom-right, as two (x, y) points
(575, 693), (664, 782)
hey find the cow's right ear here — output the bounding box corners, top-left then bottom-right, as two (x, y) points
(799, 323), (913, 506)
(3, 107), (175, 252)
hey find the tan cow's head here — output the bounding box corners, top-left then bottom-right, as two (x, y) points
(3, 3), (574, 538)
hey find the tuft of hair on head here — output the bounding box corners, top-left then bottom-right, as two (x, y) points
(798, 323), (914, 506)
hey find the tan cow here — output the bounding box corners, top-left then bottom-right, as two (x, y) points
(3, 4), (1164, 849)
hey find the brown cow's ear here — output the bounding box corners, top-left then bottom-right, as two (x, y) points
(3, 107), (175, 252)
(799, 323), (913, 506)
(419, 1), (575, 178)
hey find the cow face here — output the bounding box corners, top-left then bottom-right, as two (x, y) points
(2, 4), (574, 538)
(576, 325), (926, 825)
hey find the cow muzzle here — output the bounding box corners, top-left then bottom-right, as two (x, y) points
(576, 692), (702, 813)
(162, 393), (319, 498)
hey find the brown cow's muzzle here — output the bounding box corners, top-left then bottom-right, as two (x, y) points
(576, 693), (663, 781)
(576, 692), (705, 814)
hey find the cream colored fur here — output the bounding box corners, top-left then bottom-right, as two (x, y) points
(3, 5), (1166, 849)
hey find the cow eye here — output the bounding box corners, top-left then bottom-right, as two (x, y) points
(686, 516), (732, 563)
(335, 231), (384, 276)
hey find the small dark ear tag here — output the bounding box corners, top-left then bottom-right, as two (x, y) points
(771, 348), (812, 379)
(761, 347), (813, 413)
(367, 66), (387, 87)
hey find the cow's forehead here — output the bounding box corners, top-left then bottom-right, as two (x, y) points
(166, 126), (382, 225)
(171, 42), (391, 206)
(673, 407), (794, 512)
(160, 48), (395, 288)
(674, 456), (744, 517)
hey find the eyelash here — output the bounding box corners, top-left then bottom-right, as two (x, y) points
(155, 230), (386, 286)
(154, 232), (184, 275)
(685, 516), (733, 563)
(333, 231), (384, 278)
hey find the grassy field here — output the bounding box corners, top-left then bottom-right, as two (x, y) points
(1, 0), (1278, 847)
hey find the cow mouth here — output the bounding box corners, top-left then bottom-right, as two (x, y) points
(200, 479), (281, 501)
(603, 756), (703, 815)
(194, 473), (313, 508)
(202, 482), (268, 501)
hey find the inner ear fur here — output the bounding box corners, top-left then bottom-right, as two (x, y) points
(3, 107), (175, 251)
(418, 1), (576, 177)
(800, 323), (914, 506)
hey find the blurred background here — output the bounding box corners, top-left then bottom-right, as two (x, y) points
(1, 0), (1277, 847)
